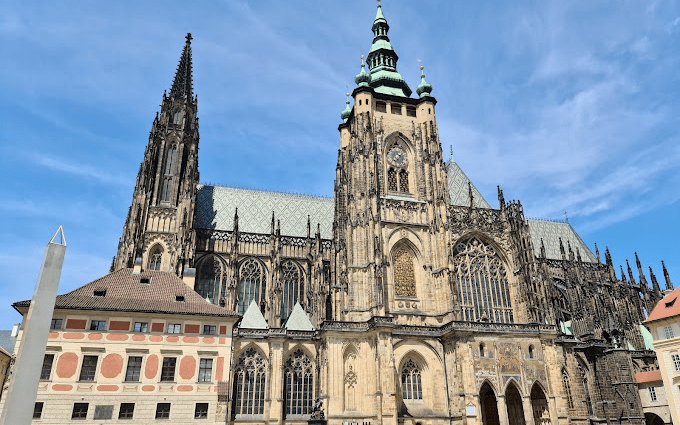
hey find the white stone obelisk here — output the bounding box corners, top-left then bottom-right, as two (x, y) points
(0, 227), (66, 425)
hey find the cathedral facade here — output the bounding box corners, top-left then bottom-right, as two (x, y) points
(103, 4), (676, 425)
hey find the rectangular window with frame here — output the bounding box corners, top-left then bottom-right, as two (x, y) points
(203, 325), (216, 335)
(648, 386), (657, 401)
(133, 322), (148, 332)
(161, 357), (176, 381)
(90, 320), (106, 331)
(119, 403), (135, 419)
(391, 104), (402, 115)
(155, 403), (171, 419)
(50, 318), (63, 330)
(198, 358), (213, 382)
(33, 402), (44, 419)
(167, 323), (181, 334)
(406, 106), (417, 117)
(41, 354), (55, 380)
(125, 356), (142, 382)
(72, 403), (89, 419)
(79, 355), (98, 381)
(93, 405), (113, 420)
(664, 325), (675, 339)
(194, 403), (209, 419)
(673, 354), (680, 371)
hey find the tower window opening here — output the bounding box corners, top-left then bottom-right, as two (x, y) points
(388, 168), (398, 191)
(173, 111), (181, 125)
(376, 101), (387, 113)
(528, 345), (534, 359)
(398, 169), (409, 192)
(149, 247), (163, 270)
(480, 343), (485, 358)
(391, 104), (401, 115)
(406, 106), (416, 117)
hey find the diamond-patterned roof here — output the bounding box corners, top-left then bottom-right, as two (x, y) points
(239, 299), (269, 329)
(527, 220), (597, 263)
(283, 302), (314, 331)
(445, 160), (492, 208)
(195, 185), (335, 238)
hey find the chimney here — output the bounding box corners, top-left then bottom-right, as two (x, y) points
(183, 268), (196, 290)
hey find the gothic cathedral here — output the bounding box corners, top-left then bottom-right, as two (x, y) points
(112, 5), (672, 425)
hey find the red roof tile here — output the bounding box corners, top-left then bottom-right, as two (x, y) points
(645, 286), (680, 323)
(13, 269), (239, 318)
(635, 370), (662, 383)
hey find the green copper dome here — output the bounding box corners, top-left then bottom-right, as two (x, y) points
(365, 4), (412, 98)
(355, 56), (370, 87)
(340, 93), (351, 122)
(416, 66), (433, 98)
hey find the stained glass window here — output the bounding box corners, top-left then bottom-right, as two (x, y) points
(284, 349), (314, 417)
(232, 348), (267, 417)
(282, 261), (303, 322)
(453, 237), (513, 323)
(238, 259), (265, 314)
(197, 256), (224, 304)
(401, 359), (422, 400)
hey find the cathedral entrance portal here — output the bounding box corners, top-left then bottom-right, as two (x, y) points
(505, 383), (525, 425)
(530, 384), (551, 425)
(480, 383), (500, 425)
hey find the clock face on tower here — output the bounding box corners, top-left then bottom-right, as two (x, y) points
(387, 146), (408, 168)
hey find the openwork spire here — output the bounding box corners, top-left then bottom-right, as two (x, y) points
(170, 33), (194, 99)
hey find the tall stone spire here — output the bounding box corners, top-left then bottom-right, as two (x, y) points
(365, 2), (412, 97)
(170, 33), (194, 100)
(662, 260), (674, 291)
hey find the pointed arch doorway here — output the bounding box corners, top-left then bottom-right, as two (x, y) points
(530, 384), (551, 425)
(505, 382), (526, 425)
(480, 382), (500, 425)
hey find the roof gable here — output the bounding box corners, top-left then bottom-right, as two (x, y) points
(239, 300), (269, 329)
(284, 302), (314, 331)
(13, 269), (239, 318)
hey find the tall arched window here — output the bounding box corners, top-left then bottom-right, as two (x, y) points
(284, 349), (314, 417)
(232, 348), (266, 417)
(579, 365), (593, 416)
(173, 111), (182, 125)
(452, 237), (513, 323)
(149, 247), (163, 270)
(160, 178), (171, 202)
(562, 369), (574, 409)
(393, 246), (416, 298)
(165, 145), (177, 175)
(281, 261), (303, 322)
(238, 259), (265, 314)
(388, 168), (398, 191)
(196, 256), (224, 304)
(398, 169), (409, 192)
(401, 359), (422, 400)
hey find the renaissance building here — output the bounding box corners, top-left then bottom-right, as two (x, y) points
(4, 4), (675, 425)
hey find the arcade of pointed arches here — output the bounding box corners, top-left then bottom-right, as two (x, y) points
(231, 345), (316, 420)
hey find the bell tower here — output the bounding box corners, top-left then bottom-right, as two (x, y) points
(333, 3), (454, 323)
(115, 33), (199, 275)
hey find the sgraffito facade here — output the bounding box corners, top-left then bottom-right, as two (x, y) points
(8, 4), (674, 425)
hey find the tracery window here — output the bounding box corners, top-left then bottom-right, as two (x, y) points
(386, 144), (409, 193)
(196, 256), (224, 304)
(562, 369), (574, 409)
(401, 359), (422, 400)
(579, 365), (593, 416)
(393, 246), (416, 298)
(173, 112), (181, 125)
(452, 237), (513, 323)
(284, 349), (314, 417)
(149, 247), (163, 270)
(281, 261), (303, 322)
(237, 259), (265, 314)
(160, 178), (171, 202)
(232, 348), (266, 417)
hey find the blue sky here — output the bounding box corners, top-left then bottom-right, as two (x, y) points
(1, 1), (678, 328)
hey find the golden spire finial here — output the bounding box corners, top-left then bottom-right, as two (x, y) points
(361, 55), (365, 59)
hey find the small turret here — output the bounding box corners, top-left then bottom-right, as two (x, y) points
(627, 259), (636, 285)
(340, 93), (352, 123)
(559, 238), (566, 260)
(620, 265), (627, 283)
(649, 266), (661, 293)
(416, 65), (433, 98)
(594, 243), (601, 263)
(354, 56), (370, 87)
